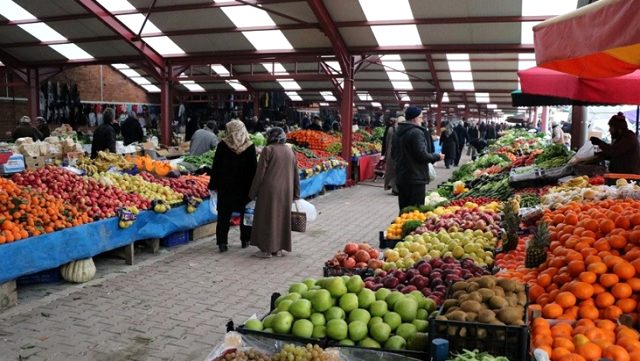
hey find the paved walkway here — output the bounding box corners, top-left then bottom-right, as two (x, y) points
(0, 161), (458, 361)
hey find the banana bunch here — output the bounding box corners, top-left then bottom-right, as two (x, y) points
(95, 151), (134, 171)
(76, 157), (100, 175)
(553, 176), (589, 191)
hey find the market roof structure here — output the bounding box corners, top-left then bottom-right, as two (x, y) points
(0, 0), (580, 113)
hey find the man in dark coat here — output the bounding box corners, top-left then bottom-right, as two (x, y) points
(467, 123), (480, 160)
(486, 123), (497, 140)
(121, 115), (144, 145)
(392, 107), (444, 211)
(12, 116), (42, 142)
(91, 108), (117, 159)
(308, 116), (323, 131)
(439, 121), (459, 169)
(453, 121), (468, 166)
(591, 113), (640, 175)
(36, 117), (50, 140)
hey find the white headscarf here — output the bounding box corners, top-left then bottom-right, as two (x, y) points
(223, 119), (252, 154)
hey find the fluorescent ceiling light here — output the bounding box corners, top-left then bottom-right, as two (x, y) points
(226, 80), (247, 91)
(451, 72), (473, 81)
(243, 30), (293, 50)
(130, 77), (151, 85)
(180, 81), (205, 92)
(453, 81), (474, 91)
(442, 93), (450, 103)
(18, 23), (66, 42)
(278, 79), (301, 91)
(143, 36), (185, 55)
(391, 81), (413, 90)
(324, 61), (341, 74)
(371, 102), (382, 108)
(475, 92), (490, 103)
(457, 104), (466, 109)
(119, 68), (141, 77)
(400, 94), (411, 101)
(320, 91), (336, 101)
(214, 0), (237, 3)
(371, 25), (421, 46)
(116, 13), (161, 35)
(387, 72), (410, 81)
(112, 63), (130, 69)
(358, 0), (414, 21)
(141, 84), (160, 92)
(522, 0), (577, 16)
(319, 102), (330, 106)
(357, 92), (373, 101)
(211, 64), (230, 77)
(0, 61), (4, 66)
(220, 5), (275, 27)
(96, 0), (136, 12)
(49, 44), (93, 60)
(0, 1), (36, 21)
(286, 91), (303, 101)
(518, 53), (536, 70)
(487, 104), (498, 109)
(262, 62), (288, 75)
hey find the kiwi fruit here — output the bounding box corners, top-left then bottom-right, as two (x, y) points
(496, 278), (517, 292)
(466, 283), (480, 292)
(467, 292), (483, 303)
(442, 299), (459, 312)
(447, 310), (467, 321)
(476, 276), (496, 289)
(477, 309), (496, 323)
(496, 306), (524, 325)
(493, 287), (505, 297)
(452, 290), (466, 299)
(460, 300), (482, 313)
(477, 288), (495, 301)
(517, 292), (527, 306)
(488, 296), (508, 309)
(451, 282), (469, 292)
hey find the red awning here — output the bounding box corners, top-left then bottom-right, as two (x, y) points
(533, 0), (640, 78)
(518, 67), (640, 105)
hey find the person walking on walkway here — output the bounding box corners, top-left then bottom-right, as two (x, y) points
(249, 127), (300, 258)
(439, 121), (459, 169)
(392, 106), (444, 211)
(454, 121), (468, 166)
(209, 119), (257, 253)
(467, 122), (480, 160)
(382, 116), (399, 194)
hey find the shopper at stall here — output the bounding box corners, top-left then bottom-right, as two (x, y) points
(121, 115), (144, 145)
(439, 121), (459, 169)
(249, 127), (300, 258)
(467, 122), (480, 160)
(551, 122), (565, 146)
(590, 113), (640, 175)
(185, 117), (199, 141)
(190, 121), (219, 156)
(454, 121), (468, 166)
(392, 106), (444, 211)
(209, 120), (257, 253)
(12, 116), (42, 142)
(308, 116), (323, 131)
(382, 117), (399, 195)
(486, 122), (497, 140)
(36, 117), (50, 140)
(90, 108), (117, 159)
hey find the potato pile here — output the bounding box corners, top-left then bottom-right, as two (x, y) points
(437, 276), (527, 327)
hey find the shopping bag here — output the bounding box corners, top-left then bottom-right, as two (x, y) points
(291, 202), (307, 232)
(570, 142), (596, 164)
(292, 199), (318, 222)
(243, 201), (255, 226)
(428, 163), (437, 181)
(208, 190), (217, 213)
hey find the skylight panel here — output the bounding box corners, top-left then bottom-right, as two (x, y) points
(18, 23), (67, 42)
(180, 80), (205, 92)
(226, 80), (247, 91)
(475, 93), (490, 103)
(112, 63), (130, 69)
(49, 44), (93, 60)
(0, 1), (37, 21)
(116, 13), (161, 35)
(244, 30), (293, 50)
(143, 36), (185, 55)
(371, 25), (421, 46)
(387, 72), (410, 81)
(262, 63), (289, 75)
(278, 79), (301, 91)
(211, 64), (231, 77)
(221, 5), (275, 27)
(358, 92), (373, 101)
(371, 102), (382, 108)
(391, 81), (413, 90)
(453, 81), (474, 91)
(320, 91), (337, 101)
(130, 77), (151, 85)
(96, 0), (136, 12)
(324, 61), (341, 74)
(286, 91), (303, 101)
(447, 53), (474, 91)
(358, 0), (414, 21)
(522, 0), (577, 16)
(457, 105), (466, 109)
(119, 68), (141, 77)
(518, 53), (537, 70)
(487, 104), (498, 109)
(451, 72), (473, 81)
(442, 93), (450, 103)
(520, 21), (540, 44)
(319, 102), (330, 107)
(141, 84), (161, 92)
(400, 94), (411, 101)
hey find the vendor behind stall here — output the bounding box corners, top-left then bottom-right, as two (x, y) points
(590, 112), (640, 174)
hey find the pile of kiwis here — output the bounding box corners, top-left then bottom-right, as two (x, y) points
(434, 276), (527, 340)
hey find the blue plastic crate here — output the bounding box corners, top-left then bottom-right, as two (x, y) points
(17, 268), (61, 286)
(161, 231), (190, 247)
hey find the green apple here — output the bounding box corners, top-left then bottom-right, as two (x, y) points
(346, 275), (364, 293)
(262, 314), (276, 329)
(311, 289), (332, 312)
(284, 292), (301, 302)
(383, 312), (402, 331)
(384, 335), (407, 350)
(289, 299), (312, 319)
(339, 293), (359, 313)
(412, 319), (429, 332)
(357, 289), (376, 309)
(276, 299), (293, 313)
(244, 319), (263, 331)
(375, 288), (391, 301)
(395, 297), (418, 322)
(302, 278), (316, 289)
(289, 283), (308, 294)
(326, 319), (348, 340)
(310, 313), (326, 326)
(368, 316), (383, 328)
(312, 325), (326, 339)
(325, 306), (345, 321)
(416, 309), (428, 321)
(395, 323), (417, 342)
(325, 277), (348, 298)
(369, 322), (391, 343)
(272, 311), (294, 334)
(358, 337), (381, 348)
(348, 320), (368, 341)
(339, 339), (355, 346)
(385, 292), (404, 309)
(291, 319), (313, 338)
(349, 308), (371, 324)
(369, 300), (388, 317)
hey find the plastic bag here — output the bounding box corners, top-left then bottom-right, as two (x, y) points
(209, 190), (217, 213)
(428, 163), (437, 181)
(570, 142), (595, 164)
(292, 199), (317, 222)
(243, 201), (256, 226)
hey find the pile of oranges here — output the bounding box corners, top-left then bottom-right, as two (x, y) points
(0, 178), (91, 244)
(385, 210), (427, 239)
(288, 130), (339, 151)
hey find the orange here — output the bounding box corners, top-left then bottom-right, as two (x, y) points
(571, 282), (594, 300)
(552, 323), (574, 338)
(556, 292), (578, 309)
(604, 345), (631, 361)
(596, 292), (616, 308)
(604, 305), (623, 321)
(579, 271), (597, 284)
(588, 262), (607, 275)
(577, 342), (602, 360)
(614, 262), (636, 280)
(628, 278), (640, 291)
(601, 219), (616, 234)
(596, 319), (617, 331)
(554, 337), (576, 352)
(578, 305), (600, 320)
(601, 273), (620, 287)
(612, 283), (633, 299)
(568, 260), (586, 276)
(543, 303), (564, 319)
(617, 298), (638, 313)
(552, 347), (571, 360)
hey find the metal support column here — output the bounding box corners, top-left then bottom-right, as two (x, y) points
(340, 57), (354, 178)
(571, 106), (588, 150)
(253, 91), (260, 118)
(540, 106), (548, 134)
(160, 72), (172, 146)
(27, 68), (39, 120)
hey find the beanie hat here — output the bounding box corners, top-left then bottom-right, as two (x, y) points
(609, 112), (628, 129)
(405, 106), (422, 120)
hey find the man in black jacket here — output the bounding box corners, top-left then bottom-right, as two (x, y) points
(392, 106), (444, 211)
(121, 115), (144, 145)
(453, 121), (468, 166)
(467, 123), (480, 160)
(91, 108), (117, 159)
(590, 113), (640, 176)
(12, 116), (42, 142)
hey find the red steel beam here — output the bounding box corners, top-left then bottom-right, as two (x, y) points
(336, 15), (551, 27)
(74, 0), (165, 81)
(426, 54), (441, 96)
(306, 0), (350, 74)
(351, 44), (535, 54)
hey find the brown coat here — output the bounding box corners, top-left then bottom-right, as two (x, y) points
(249, 144), (300, 253)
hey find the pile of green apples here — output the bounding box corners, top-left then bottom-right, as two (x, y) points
(243, 275), (437, 351)
(383, 229), (496, 270)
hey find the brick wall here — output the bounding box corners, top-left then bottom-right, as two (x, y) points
(0, 99), (28, 140)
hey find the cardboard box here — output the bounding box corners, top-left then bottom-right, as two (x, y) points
(157, 146), (183, 158)
(65, 151), (84, 166)
(0, 152), (25, 174)
(24, 155), (44, 169)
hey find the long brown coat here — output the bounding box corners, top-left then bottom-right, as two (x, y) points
(249, 144), (300, 253)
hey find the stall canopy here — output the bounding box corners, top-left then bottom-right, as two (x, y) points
(517, 67), (640, 105)
(533, 0), (640, 78)
(510, 89), (605, 107)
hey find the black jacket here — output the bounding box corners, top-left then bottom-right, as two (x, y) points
(486, 125), (497, 140)
(121, 117), (144, 145)
(454, 124), (468, 147)
(599, 129), (640, 174)
(391, 122), (440, 185)
(37, 124), (50, 140)
(468, 127), (479, 140)
(208, 142), (257, 213)
(91, 123), (116, 159)
(308, 123), (323, 131)
(12, 125), (42, 142)
(440, 129), (459, 158)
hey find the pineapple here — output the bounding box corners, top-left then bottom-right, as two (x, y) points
(501, 199), (521, 251)
(525, 222), (551, 268)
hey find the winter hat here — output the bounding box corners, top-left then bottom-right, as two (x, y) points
(404, 106), (422, 121)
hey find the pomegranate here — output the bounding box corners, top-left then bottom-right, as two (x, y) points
(343, 243), (359, 256)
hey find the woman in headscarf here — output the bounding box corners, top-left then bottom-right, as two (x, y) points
(439, 121), (459, 169)
(208, 119), (257, 252)
(249, 127), (300, 258)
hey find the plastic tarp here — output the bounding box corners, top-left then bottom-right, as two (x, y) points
(0, 201), (217, 284)
(299, 168), (347, 198)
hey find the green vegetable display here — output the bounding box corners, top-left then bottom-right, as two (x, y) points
(447, 349), (509, 361)
(519, 193), (540, 208)
(182, 150), (215, 168)
(534, 144), (572, 165)
(250, 133), (267, 146)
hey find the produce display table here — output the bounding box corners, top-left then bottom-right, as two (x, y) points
(352, 153), (381, 181)
(0, 202), (217, 284)
(300, 167), (347, 198)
